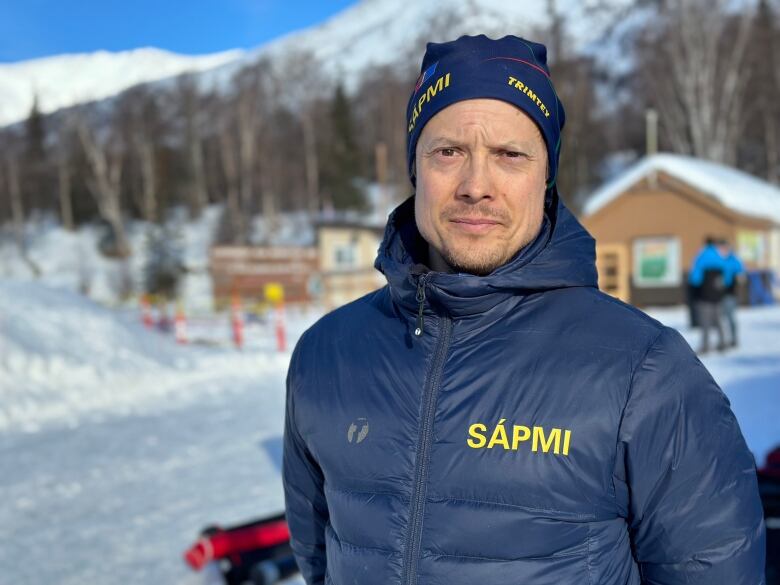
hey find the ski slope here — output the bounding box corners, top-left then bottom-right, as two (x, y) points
(0, 280), (777, 584)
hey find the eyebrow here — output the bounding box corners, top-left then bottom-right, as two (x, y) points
(421, 136), (537, 153)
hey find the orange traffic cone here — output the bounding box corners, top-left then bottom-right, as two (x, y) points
(174, 302), (188, 344)
(231, 294), (244, 350)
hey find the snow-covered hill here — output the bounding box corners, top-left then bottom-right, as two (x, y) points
(0, 0), (633, 127)
(0, 47), (242, 127)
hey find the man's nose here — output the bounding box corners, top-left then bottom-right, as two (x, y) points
(456, 154), (494, 202)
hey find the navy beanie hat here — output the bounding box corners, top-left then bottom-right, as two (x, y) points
(406, 35), (565, 191)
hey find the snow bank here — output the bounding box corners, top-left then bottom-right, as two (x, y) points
(0, 205), (225, 309)
(0, 279), (300, 433)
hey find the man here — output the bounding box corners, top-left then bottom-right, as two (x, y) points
(689, 237), (728, 353)
(719, 238), (744, 348)
(283, 35), (765, 585)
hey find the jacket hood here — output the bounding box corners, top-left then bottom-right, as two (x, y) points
(374, 191), (598, 317)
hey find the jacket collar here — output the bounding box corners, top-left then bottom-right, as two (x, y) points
(374, 191), (598, 318)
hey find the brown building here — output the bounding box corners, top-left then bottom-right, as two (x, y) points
(209, 246), (319, 307)
(208, 217), (387, 310)
(582, 154), (780, 306)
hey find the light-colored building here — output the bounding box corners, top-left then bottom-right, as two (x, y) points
(315, 219), (386, 309)
(582, 154), (780, 306)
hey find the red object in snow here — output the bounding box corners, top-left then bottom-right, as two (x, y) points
(184, 519), (290, 571)
(275, 302), (287, 353)
(759, 446), (780, 479)
(231, 294), (244, 350)
(174, 303), (188, 344)
(140, 295), (154, 329)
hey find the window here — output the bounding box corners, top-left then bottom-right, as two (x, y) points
(334, 244), (357, 268)
(632, 236), (681, 287)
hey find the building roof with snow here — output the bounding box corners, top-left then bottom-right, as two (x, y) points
(583, 154), (780, 225)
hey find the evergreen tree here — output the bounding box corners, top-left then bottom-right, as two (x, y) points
(143, 223), (185, 300)
(321, 84), (365, 210)
(23, 95), (50, 212)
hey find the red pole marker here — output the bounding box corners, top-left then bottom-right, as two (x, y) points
(174, 302), (188, 344)
(140, 294), (154, 329)
(231, 294), (244, 350)
(275, 302), (287, 352)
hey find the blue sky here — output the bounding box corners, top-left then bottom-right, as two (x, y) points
(0, 0), (359, 62)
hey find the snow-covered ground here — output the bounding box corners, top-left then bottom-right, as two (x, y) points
(0, 279), (777, 584)
(0, 279), (315, 584)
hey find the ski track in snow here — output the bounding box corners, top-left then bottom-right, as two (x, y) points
(0, 283), (777, 584)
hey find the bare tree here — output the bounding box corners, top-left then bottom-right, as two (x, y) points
(636, 0), (755, 165)
(114, 87), (163, 224)
(217, 108), (246, 244)
(176, 74), (209, 218)
(216, 59), (282, 244)
(75, 114), (131, 258)
(56, 142), (75, 231)
(751, 0), (780, 183)
(278, 51), (333, 216)
(3, 152), (41, 275)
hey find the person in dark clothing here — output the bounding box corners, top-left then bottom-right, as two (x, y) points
(282, 35), (765, 585)
(718, 239), (744, 347)
(689, 237), (727, 353)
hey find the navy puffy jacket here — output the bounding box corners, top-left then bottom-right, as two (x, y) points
(283, 195), (765, 585)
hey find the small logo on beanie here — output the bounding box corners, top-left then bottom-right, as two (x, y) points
(414, 62), (438, 93)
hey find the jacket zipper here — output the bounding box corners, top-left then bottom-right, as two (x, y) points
(402, 275), (453, 585)
(414, 275), (427, 336)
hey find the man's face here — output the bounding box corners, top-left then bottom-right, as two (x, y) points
(414, 98), (548, 276)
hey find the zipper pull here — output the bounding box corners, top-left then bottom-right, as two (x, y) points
(414, 275), (427, 337)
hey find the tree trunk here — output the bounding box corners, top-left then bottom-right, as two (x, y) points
(137, 138), (158, 223)
(189, 134), (208, 218)
(57, 156), (74, 231)
(6, 156), (41, 276)
(76, 120), (131, 258)
(302, 110), (320, 216)
(219, 126), (245, 244)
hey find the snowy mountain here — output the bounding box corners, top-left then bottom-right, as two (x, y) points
(246, 0), (633, 83)
(0, 47), (243, 127)
(0, 0), (633, 127)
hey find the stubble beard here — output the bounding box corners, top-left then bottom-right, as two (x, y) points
(431, 203), (518, 276)
(436, 236), (520, 276)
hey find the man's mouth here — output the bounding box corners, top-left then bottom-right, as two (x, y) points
(449, 217), (502, 233)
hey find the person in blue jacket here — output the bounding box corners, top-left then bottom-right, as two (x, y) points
(282, 35), (765, 585)
(688, 237), (728, 353)
(718, 239), (745, 347)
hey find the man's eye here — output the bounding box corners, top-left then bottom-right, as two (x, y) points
(438, 148), (457, 157)
(503, 151), (523, 159)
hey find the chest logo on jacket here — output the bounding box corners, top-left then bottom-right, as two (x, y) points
(347, 418), (369, 444)
(467, 419), (572, 456)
